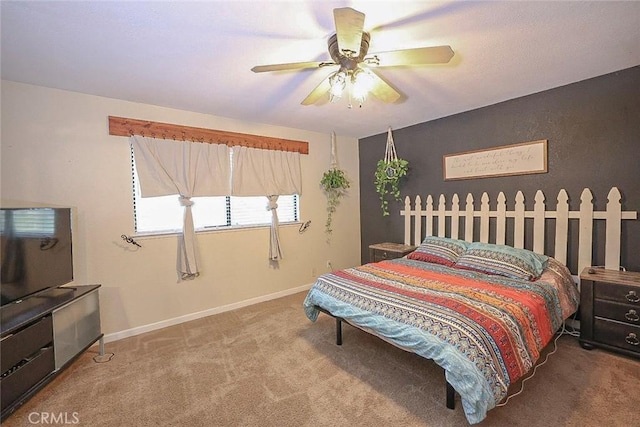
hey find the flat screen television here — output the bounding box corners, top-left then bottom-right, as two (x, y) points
(0, 207), (74, 306)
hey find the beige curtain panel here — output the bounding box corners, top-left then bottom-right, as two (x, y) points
(130, 135), (231, 279)
(232, 146), (302, 261)
(231, 146), (302, 196)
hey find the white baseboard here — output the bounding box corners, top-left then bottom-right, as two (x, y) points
(103, 283), (313, 343)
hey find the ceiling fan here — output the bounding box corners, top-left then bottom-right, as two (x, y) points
(251, 7), (454, 107)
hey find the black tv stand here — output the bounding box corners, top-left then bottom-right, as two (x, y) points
(0, 285), (102, 421)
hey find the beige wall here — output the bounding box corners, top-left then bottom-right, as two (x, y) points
(1, 81), (361, 339)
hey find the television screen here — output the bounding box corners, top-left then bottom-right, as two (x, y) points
(0, 207), (74, 306)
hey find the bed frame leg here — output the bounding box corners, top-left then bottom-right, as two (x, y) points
(446, 381), (455, 410)
(323, 306), (455, 411)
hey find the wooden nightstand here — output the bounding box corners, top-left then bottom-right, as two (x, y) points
(369, 242), (417, 263)
(579, 268), (640, 359)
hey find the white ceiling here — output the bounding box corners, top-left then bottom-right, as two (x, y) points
(2, 1), (639, 139)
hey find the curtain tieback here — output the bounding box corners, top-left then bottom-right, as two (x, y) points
(266, 199), (278, 211)
(179, 195), (194, 207)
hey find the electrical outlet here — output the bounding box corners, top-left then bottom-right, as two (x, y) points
(311, 267), (317, 277)
(326, 260), (333, 270)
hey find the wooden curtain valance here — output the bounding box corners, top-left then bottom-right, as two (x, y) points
(108, 116), (309, 154)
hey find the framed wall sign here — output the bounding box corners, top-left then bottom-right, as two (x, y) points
(443, 139), (548, 181)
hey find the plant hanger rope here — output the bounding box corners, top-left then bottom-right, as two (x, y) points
(374, 127), (409, 216)
(331, 131), (338, 169)
(384, 127), (398, 164)
(321, 131), (350, 238)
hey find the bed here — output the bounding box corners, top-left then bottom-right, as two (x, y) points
(303, 187), (636, 424)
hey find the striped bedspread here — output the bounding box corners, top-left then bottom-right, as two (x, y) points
(303, 257), (571, 424)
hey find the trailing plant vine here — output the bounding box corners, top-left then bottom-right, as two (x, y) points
(321, 167), (350, 236)
(374, 158), (409, 216)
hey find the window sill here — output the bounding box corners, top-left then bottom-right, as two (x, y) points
(133, 221), (303, 240)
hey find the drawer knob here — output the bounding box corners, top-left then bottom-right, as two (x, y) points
(625, 290), (639, 303)
(625, 333), (639, 346)
(625, 309), (640, 322)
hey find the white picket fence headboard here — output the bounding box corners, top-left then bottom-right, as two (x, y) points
(401, 187), (637, 274)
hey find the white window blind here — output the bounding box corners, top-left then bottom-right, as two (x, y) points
(132, 158), (299, 234)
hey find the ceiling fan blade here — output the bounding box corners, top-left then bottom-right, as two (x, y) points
(301, 75), (332, 105)
(368, 45), (454, 67)
(251, 61), (334, 73)
(333, 7), (365, 57)
(366, 71), (401, 103)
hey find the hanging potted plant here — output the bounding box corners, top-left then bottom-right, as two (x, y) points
(374, 127), (409, 216)
(321, 132), (350, 237)
(321, 168), (350, 235)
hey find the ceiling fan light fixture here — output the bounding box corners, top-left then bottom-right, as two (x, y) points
(328, 69), (347, 102)
(351, 68), (375, 104)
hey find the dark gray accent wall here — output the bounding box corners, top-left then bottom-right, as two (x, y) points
(359, 66), (640, 273)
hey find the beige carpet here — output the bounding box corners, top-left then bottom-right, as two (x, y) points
(3, 291), (638, 426)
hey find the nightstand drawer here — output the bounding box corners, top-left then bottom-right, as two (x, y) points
(373, 250), (393, 262)
(594, 281), (640, 305)
(369, 243), (416, 263)
(594, 300), (640, 325)
(593, 318), (640, 353)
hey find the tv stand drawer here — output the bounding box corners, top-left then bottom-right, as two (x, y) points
(0, 346), (54, 413)
(1, 316), (53, 374)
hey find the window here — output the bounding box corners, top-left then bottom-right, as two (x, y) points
(132, 160), (299, 234)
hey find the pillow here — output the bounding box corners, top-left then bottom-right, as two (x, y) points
(453, 242), (549, 281)
(406, 236), (469, 266)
